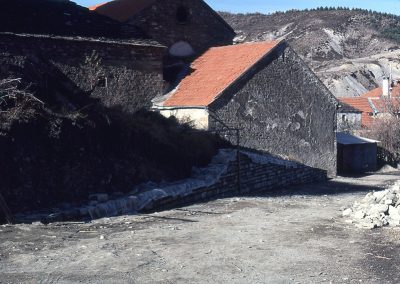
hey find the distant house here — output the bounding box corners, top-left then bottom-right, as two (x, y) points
(339, 78), (400, 129)
(90, 0), (236, 82)
(154, 41), (338, 177)
(337, 100), (362, 131)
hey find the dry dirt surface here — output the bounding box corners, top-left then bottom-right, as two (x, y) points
(1, 173), (400, 284)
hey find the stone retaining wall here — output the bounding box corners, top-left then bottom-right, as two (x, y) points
(150, 152), (327, 212)
(20, 150), (327, 223)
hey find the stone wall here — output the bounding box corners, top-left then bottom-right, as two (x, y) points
(26, 150), (327, 222)
(123, 0), (235, 55)
(151, 152), (327, 211)
(0, 33), (166, 113)
(337, 112), (362, 132)
(209, 43), (338, 177)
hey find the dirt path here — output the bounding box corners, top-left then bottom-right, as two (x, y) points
(1, 173), (400, 283)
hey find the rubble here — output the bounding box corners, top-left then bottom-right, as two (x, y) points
(343, 181), (400, 229)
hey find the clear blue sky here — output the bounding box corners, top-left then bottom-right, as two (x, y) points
(76, 0), (400, 15)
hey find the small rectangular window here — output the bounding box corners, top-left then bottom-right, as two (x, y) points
(97, 76), (108, 88)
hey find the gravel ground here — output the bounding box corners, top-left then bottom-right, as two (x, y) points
(1, 173), (400, 284)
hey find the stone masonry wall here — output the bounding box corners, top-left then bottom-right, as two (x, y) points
(28, 150), (327, 222)
(123, 0), (235, 55)
(0, 33), (166, 113)
(209, 43), (338, 177)
(150, 153), (327, 211)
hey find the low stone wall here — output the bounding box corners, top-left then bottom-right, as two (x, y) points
(15, 150), (327, 223)
(150, 151), (327, 212)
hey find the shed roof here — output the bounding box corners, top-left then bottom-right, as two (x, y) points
(336, 132), (379, 145)
(163, 41), (281, 107)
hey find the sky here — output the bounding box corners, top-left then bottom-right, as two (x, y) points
(76, 0), (400, 15)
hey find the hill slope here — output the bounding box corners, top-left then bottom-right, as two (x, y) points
(220, 9), (400, 97)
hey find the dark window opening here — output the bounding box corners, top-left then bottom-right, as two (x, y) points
(97, 76), (108, 88)
(342, 114), (347, 122)
(176, 5), (189, 24)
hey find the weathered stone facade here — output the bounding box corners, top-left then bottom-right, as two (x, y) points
(0, 33), (166, 113)
(94, 0), (235, 56)
(208, 43), (338, 177)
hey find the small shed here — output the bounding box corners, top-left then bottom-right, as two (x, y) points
(336, 132), (378, 174)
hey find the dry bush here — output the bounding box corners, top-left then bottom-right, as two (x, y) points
(366, 116), (400, 165)
(0, 78), (42, 111)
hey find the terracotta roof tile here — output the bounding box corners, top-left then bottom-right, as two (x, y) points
(361, 85), (400, 98)
(89, 0), (156, 22)
(163, 41), (281, 107)
(370, 98), (400, 113)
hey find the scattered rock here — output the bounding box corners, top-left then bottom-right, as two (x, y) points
(343, 181), (400, 229)
(342, 208), (352, 217)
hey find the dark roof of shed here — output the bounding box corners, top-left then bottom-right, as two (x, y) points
(0, 0), (146, 39)
(336, 132), (379, 145)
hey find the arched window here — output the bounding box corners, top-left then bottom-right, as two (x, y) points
(169, 41), (194, 57)
(176, 5), (189, 24)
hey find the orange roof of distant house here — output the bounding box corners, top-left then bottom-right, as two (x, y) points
(371, 98), (400, 113)
(338, 97), (375, 127)
(89, 0), (156, 22)
(163, 41), (281, 107)
(361, 84), (400, 98)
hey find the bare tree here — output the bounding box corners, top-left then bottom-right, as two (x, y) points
(366, 116), (400, 165)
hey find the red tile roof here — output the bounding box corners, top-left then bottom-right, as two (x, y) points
(163, 41), (281, 107)
(89, 0), (156, 22)
(339, 84), (400, 128)
(370, 98), (400, 113)
(338, 97), (374, 128)
(361, 85), (400, 98)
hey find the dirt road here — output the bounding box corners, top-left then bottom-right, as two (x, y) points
(1, 173), (400, 283)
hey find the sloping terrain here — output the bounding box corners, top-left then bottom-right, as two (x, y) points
(1, 173), (400, 283)
(0, 78), (229, 216)
(220, 9), (400, 97)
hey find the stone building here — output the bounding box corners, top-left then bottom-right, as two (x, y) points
(0, 33), (166, 113)
(339, 79), (400, 129)
(0, 0), (166, 113)
(90, 0), (236, 83)
(154, 41), (338, 176)
(0, 0), (143, 38)
(90, 0), (235, 55)
(337, 100), (362, 132)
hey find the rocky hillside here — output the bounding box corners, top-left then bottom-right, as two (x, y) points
(220, 8), (400, 97)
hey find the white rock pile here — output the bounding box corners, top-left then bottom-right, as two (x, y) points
(343, 181), (400, 229)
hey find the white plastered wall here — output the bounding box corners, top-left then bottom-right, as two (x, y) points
(159, 108), (210, 130)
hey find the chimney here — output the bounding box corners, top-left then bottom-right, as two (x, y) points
(382, 77), (390, 97)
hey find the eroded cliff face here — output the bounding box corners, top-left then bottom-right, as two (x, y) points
(221, 9), (400, 97)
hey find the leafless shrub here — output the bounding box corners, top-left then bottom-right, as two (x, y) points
(0, 78), (43, 111)
(366, 116), (400, 164)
